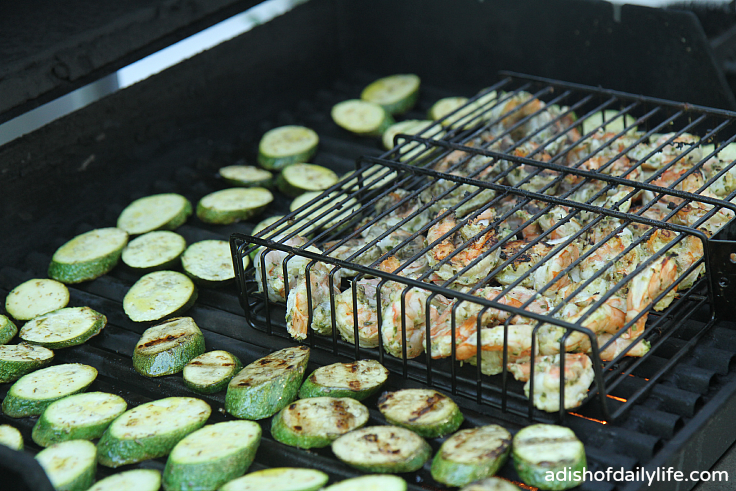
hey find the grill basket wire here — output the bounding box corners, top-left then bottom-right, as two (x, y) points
(231, 73), (736, 423)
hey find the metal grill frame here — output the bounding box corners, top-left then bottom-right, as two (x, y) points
(231, 72), (736, 422)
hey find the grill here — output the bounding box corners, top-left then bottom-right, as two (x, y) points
(4, 1), (736, 491)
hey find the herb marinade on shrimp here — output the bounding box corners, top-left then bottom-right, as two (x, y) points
(252, 90), (731, 413)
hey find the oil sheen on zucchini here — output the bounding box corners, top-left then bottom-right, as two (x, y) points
(19, 306), (107, 349)
(5, 278), (69, 321)
(377, 388), (464, 438)
(35, 439), (97, 491)
(48, 227), (128, 284)
(132, 317), (205, 377)
(298, 359), (388, 400)
(123, 270), (197, 322)
(0, 343), (54, 383)
(431, 425), (512, 486)
(331, 425), (431, 473)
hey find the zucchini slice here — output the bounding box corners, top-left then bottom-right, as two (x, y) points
(377, 388), (464, 438)
(97, 396), (211, 468)
(5, 278), (70, 321)
(163, 420), (261, 491)
(121, 230), (187, 272)
(0, 424), (23, 450)
(323, 475), (407, 491)
(298, 359), (389, 400)
(271, 396), (369, 449)
(460, 477), (523, 491)
(341, 165), (397, 192)
(183, 350), (242, 394)
(290, 191), (359, 231)
(48, 227), (128, 284)
(2, 363), (97, 418)
(87, 469), (162, 491)
(123, 270), (198, 322)
(0, 343), (54, 383)
(132, 317), (205, 377)
(276, 163), (339, 197)
(331, 425), (431, 473)
(361, 74), (421, 115)
(225, 345), (309, 420)
(32, 391), (127, 447)
(258, 126), (320, 171)
(581, 110), (637, 135)
(331, 99), (395, 137)
(431, 425), (512, 487)
(35, 439), (97, 491)
(0, 315), (18, 345)
(219, 165), (274, 188)
(181, 239), (235, 287)
(197, 187), (273, 225)
(512, 424), (586, 490)
(19, 306), (107, 349)
(429, 96), (486, 130)
(117, 193), (193, 235)
(219, 467), (329, 491)
(382, 119), (445, 162)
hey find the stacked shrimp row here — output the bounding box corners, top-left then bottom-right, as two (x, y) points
(254, 91), (736, 412)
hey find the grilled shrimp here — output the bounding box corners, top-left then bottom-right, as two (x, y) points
(508, 353), (595, 412)
(323, 237), (381, 277)
(596, 333), (650, 361)
(703, 155), (736, 197)
(538, 206), (582, 242)
(455, 324), (538, 363)
(628, 132), (701, 171)
(496, 240), (554, 287)
(286, 264), (340, 340)
(504, 141), (559, 195)
(334, 278), (383, 348)
(625, 256), (678, 338)
(579, 219), (640, 285)
(380, 286), (438, 359)
(531, 240), (580, 300)
(254, 236), (322, 303)
(646, 229), (704, 290)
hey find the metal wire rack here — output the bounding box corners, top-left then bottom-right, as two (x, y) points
(231, 72), (736, 422)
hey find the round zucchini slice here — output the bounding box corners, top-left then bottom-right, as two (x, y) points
(183, 350), (242, 394)
(258, 125), (319, 171)
(340, 165), (397, 192)
(163, 420), (261, 491)
(271, 396), (369, 449)
(133, 317), (205, 377)
(361, 74), (420, 115)
(87, 469), (162, 491)
(298, 359), (388, 400)
(0, 424), (23, 450)
(32, 392), (127, 447)
(2, 363), (97, 418)
(0, 315), (18, 345)
(429, 96), (485, 130)
(377, 388), (464, 438)
(331, 99), (395, 137)
(460, 477), (522, 491)
(512, 424), (586, 490)
(219, 467), (329, 491)
(181, 239), (235, 287)
(219, 165), (274, 188)
(197, 187), (273, 225)
(19, 306), (107, 349)
(117, 193), (193, 235)
(276, 163), (339, 197)
(331, 425), (431, 473)
(123, 270), (197, 322)
(290, 191), (359, 231)
(121, 230), (187, 272)
(5, 278), (70, 321)
(431, 425), (512, 487)
(0, 343), (54, 383)
(35, 440), (97, 491)
(382, 119), (445, 162)
(97, 397), (211, 468)
(323, 475), (407, 491)
(48, 227), (128, 284)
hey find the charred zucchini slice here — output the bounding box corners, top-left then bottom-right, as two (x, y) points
(183, 350), (242, 394)
(219, 467), (329, 491)
(0, 343), (54, 383)
(512, 424), (586, 490)
(225, 346), (309, 420)
(123, 270), (197, 322)
(97, 397), (211, 468)
(48, 227), (128, 284)
(258, 126), (319, 171)
(35, 439), (97, 491)
(298, 359), (388, 400)
(132, 317), (205, 377)
(196, 187), (273, 225)
(377, 388), (464, 438)
(19, 306), (107, 349)
(5, 278), (69, 321)
(271, 396), (369, 449)
(331, 425), (431, 474)
(117, 193), (192, 235)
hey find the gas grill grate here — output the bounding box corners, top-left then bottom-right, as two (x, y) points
(232, 73), (736, 423)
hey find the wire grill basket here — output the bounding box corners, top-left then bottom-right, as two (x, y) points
(231, 73), (736, 422)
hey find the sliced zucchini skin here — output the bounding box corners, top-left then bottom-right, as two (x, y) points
(196, 187), (274, 225)
(258, 126), (319, 171)
(97, 397), (211, 468)
(31, 392), (127, 447)
(270, 396), (369, 449)
(298, 359), (389, 400)
(219, 467), (329, 491)
(323, 475), (408, 491)
(183, 350), (242, 394)
(0, 315), (18, 345)
(35, 439), (97, 491)
(133, 317), (206, 377)
(331, 425), (431, 474)
(87, 469), (162, 491)
(0, 424), (23, 450)
(377, 389), (464, 438)
(5, 278), (70, 322)
(19, 306), (107, 349)
(512, 424), (586, 491)
(0, 343), (54, 383)
(430, 425), (512, 487)
(2, 363), (97, 418)
(225, 346), (309, 420)
(163, 420), (261, 491)
(123, 270), (198, 323)
(48, 227), (129, 284)
(276, 163), (339, 198)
